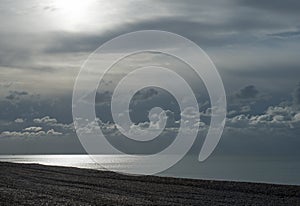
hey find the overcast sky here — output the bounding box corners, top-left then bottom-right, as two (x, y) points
(0, 0), (300, 157)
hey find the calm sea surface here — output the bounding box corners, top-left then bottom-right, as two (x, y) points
(0, 154), (299, 186)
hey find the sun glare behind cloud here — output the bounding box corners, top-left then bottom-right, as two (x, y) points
(51, 0), (96, 30)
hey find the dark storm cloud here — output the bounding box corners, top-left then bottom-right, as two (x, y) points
(5, 90), (28, 100)
(133, 88), (159, 101)
(90, 89), (160, 106)
(0, 94), (72, 123)
(95, 91), (112, 105)
(80, 91), (112, 106)
(226, 84), (274, 117)
(235, 85), (259, 99)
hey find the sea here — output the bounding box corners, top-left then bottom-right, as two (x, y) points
(0, 154), (299, 186)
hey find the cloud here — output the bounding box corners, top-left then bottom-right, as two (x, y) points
(133, 88), (159, 101)
(23, 126), (42, 132)
(0, 82), (13, 88)
(0, 115), (71, 139)
(33, 116), (57, 124)
(33, 116), (74, 133)
(5, 90), (29, 100)
(295, 113), (300, 121)
(235, 85), (259, 99)
(227, 85), (268, 115)
(227, 105), (300, 129)
(0, 94), (73, 124)
(95, 91), (112, 105)
(0, 129), (62, 138)
(46, 129), (63, 135)
(219, 101), (300, 157)
(240, 105), (251, 113)
(14, 118), (24, 123)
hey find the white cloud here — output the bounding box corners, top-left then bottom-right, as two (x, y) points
(46, 129), (62, 135)
(0, 127), (62, 138)
(0, 131), (44, 137)
(14, 118), (24, 123)
(227, 105), (300, 129)
(33, 116), (57, 124)
(0, 128), (62, 138)
(23, 126), (42, 132)
(0, 116), (73, 138)
(294, 113), (300, 121)
(33, 116), (74, 132)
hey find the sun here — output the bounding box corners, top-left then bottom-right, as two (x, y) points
(54, 0), (90, 14)
(51, 0), (95, 30)
(43, 0), (115, 31)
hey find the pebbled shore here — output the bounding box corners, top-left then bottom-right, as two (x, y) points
(0, 162), (300, 205)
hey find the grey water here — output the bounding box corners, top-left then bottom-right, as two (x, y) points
(0, 154), (299, 186)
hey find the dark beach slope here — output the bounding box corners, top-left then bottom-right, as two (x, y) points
(0, 162), (300, 206)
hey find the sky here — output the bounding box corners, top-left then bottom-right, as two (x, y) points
(0, 0), (300, 158)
